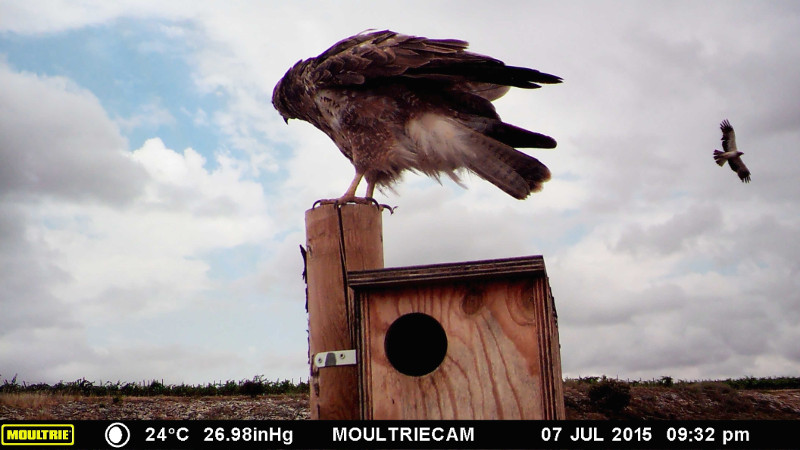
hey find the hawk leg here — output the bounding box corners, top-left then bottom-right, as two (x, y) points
(364, 179), (376, 199)
(312, 171), (365, 206)
(312, 171), (393, 212)
(340, 170), (364, 202)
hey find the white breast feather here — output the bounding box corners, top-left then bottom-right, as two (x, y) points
(405, 114), (475, 169)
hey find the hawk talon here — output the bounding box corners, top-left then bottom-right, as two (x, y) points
(312, 197), (394, 213)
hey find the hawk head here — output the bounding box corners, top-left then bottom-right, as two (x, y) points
(272, 60), (307, 123)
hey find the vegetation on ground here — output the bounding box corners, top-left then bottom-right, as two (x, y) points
(564, 375), (800, 420)
(566, 375), (800, 390)
(2, 374), (798, 420)
(4, 373), (799, 398)
(1, 374), (308, 398)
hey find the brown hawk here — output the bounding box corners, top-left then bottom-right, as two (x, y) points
(713, 119), (751, 183)
(272, 30), (562, 202)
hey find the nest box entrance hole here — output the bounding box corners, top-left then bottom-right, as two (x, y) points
(384, 312), (448, 377)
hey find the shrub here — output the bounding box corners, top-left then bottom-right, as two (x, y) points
(588, 377), (631, 412)
(658, 376), (674, 387)
(240, 380), (265, 398)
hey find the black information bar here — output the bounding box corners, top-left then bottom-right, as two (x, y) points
(1, 420), (796, 449)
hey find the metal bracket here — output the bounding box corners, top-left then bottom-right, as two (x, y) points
(313, 350), (357, 368)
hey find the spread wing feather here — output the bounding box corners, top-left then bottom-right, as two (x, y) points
(308, 30), (562, 97)
(729, 156), (751, 183)
(720, 119), (737, 153)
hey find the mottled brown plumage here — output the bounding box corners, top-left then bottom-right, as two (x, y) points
(713, 119), (751, 183)
(272, 30), (562, 201)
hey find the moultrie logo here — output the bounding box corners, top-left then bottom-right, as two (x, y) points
(2, 424), (74, 446)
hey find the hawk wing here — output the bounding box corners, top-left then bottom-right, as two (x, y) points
(308, 30), (562, 97)
(728, 155), (751, 183)
(720, 119), (737, 153)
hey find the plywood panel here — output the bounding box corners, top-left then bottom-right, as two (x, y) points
(360, 279), (553, 420)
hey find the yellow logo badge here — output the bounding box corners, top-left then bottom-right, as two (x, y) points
(2, 424), (74, 446)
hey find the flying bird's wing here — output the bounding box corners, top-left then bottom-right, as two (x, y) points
(728, 155), (751, 183)
(720, 119), (737, 153)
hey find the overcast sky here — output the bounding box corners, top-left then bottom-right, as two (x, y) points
(1, 1), (799, 386)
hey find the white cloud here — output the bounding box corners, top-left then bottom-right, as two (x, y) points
(0, 62), (145, 203)
(0, 62), (303, 384)
(2, 1), (800, 386)
(0, 0), (201, 34)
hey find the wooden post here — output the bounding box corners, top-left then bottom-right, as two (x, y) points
(305, 203), (384, 420)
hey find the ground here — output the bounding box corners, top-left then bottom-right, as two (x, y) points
(0, 394), (309, 420)
(2, 384), (799, 420)
(564, 382), (800, 420)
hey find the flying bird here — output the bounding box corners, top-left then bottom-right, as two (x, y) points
(713, 119), (751, 183)
(272, 30), (562, 203)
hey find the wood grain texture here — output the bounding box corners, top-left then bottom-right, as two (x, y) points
(305, 203), (383, 420)
(349, 256), (545, 288)
(533, 276), (565, 419)
(355, 267), (564, 420)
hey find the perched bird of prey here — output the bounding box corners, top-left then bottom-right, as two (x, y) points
(272, 30), (561, 203)
(713, 119), (751, 183)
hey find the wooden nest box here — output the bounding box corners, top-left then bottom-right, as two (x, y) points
(305, 203), (564, 420)
(349, 256), (564, 420)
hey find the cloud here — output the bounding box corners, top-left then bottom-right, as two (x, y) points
(615, 203), (724, 256)
(0, 61), (303, 383)
(32, 136), (278, 322)
(0, 62), (146, 204)
(0, 202), (76, 339)
(0, 0), (200, 34)
(2, 1), (800, 386)
(0, 63), (145, 375)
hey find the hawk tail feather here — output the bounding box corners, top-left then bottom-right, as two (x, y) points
(713, 150), (726, 166)
(465, 132), (551, 199)
(485, 121), (557, 149)
(460, 117), (557, 149)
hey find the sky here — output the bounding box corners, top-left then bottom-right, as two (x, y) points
(1, 1), (799, 386)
